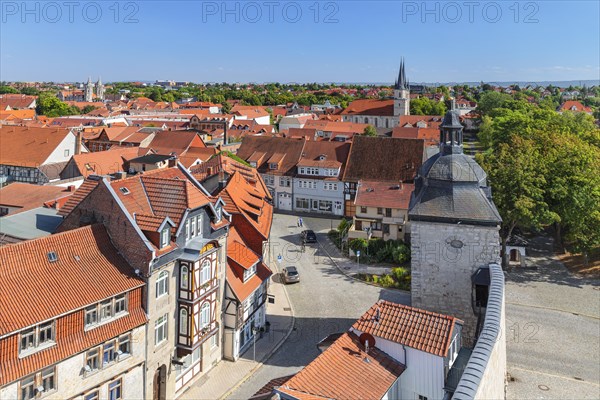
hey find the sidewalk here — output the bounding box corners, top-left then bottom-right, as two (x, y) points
(179, 263), (294, 400)
(318, 234), (396, 277)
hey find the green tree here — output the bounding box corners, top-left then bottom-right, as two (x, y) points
(36, 92), (77, 117)
(20, 87), (39, 96)
(0, 85), (19, 94)
(477, 137), (558, 265)
(410, 96), (447, 116)
(477, 91), (512, 117)
(363, 126), (377, 136)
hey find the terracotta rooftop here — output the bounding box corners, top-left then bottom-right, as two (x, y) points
(352, 300), (460, 357)
(0, 94), (36, 109)
(237, 136), (306, 176)
(392, 127), (440, 146)
(304, 119), (370, 133)
(57, 177), (100, 217)
(559, 100), (592, 113)
(0, 183), (72, 214)
(68, 147), (138, 178)
(279, 331), (405, 400)
(355, 180), (415, 209)
(342, 136), (425, 183)
(340, 99), (394, 116)
(226, 226), (272, 302)
(297, 141), (351, 171)
(220, 171), (272, 240)
(250, 375), (296, 400)
(0, 126), (73, 167)
(0, 224), (145, 336)
(142, 130), (206, 156)
(398, 115), (443, 129)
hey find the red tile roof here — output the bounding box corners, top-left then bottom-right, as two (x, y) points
(352, 300), (459, 357)
(398, 115), (443, 129)
(220, 171), (273, 240)
(341, 99), (394, 116)
(355, 180), (415, 209)
(559, 100), (592, 113)
(0, 224), (145, 336)
(142, 130), (206, 156)
(0, 126), (72, 167)
(236, 136), (306, 176)
(342, 136), (425, 183)
(0, 94), (36, 109)
(392, 127), (440, 146)
(57, 177), (101, 217)
(226, 226), (272, 302)
(303, 120), (370, 133)
(70, 147), (138, 178)
(135, 214), (168, 231)
(279, 331), (405, 400)
(0, 183), (72, 214)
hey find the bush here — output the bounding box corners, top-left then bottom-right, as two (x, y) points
(392, 267), (408, 281)
(380, 274), (395, 288)
(349, 238), (368, 252)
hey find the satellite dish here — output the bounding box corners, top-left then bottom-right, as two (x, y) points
(359, 332), (376, 349)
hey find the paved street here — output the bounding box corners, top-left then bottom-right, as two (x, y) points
(227, 213), (410, 399)
(505, 235), (600, 399)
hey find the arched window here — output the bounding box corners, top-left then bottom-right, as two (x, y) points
(364, 117), (368, 124)
(181, 266), (189, 289)
(156, 271), (168, 298)
(200, 303), (210, 329)
(200, 260), (211, 285)
(180, 309), (188, 334)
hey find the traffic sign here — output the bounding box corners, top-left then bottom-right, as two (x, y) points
(356, 250), (361, 257)
(277, 255), (282, 264)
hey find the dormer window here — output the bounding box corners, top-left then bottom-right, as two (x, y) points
(243, 263), (257, 282)
(215, 206), (222, 222)
(119, 187), (130, 195)
(269, 163), (278, 170)
(249, 161), (257, 168)
(47, 252), (58, 263)
(160, 228), (170, 248)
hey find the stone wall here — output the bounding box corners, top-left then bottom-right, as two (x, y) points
(453, 263), (507, 400)
(410, 221), (501, 346)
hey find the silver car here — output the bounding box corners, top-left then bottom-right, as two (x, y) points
(282, 266), (300, 284)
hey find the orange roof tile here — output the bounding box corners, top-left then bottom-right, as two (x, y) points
(280, 332), (405, 400)
(57, 178), (100, 217)
(355, 181), (414, 209)
(352, 300), (459, 357)
(0, 224), (145, 336)
(0, 183), (72, 214)
(70, 147), (138, 178)
(341, 99), (394, 116)
(135, 214), (168, 231)
(0, 126), (73, 167)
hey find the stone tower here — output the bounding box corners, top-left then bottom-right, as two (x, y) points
(408, 110), (501, 346)
(96, 77), (105, 101)
(393, 59), (410, 116)
(84, 76), (95, 102)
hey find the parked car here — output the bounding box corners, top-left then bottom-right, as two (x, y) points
(301, 230), (317, 243)
(282, 266), (300, 284)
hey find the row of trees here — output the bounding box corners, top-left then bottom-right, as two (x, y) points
(476, 96), (600, 257)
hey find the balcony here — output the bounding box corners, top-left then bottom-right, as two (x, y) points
(382, 216), (405, 225)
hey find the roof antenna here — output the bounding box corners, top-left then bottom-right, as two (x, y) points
(363, 339), (371, 363)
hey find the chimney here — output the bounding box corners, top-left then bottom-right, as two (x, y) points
(207, 166), (214, 176)
(399, 180), (403, 190)
(75, 131), (82, 155)
(67, 185), (76, 192)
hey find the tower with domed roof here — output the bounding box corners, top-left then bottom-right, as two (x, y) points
(408, 109), (502, 346)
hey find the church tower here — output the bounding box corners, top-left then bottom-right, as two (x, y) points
(96, 77), (105, 101)
(393, 59), (410, 116)
(408, 110), (502, 346)
(84, 77), (95, 102)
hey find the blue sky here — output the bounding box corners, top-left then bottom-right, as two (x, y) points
(1, 1), (598, 83)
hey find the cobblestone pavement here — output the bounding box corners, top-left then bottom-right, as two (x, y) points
(226, 213), (410, 399)
(505, 235), (600, 399)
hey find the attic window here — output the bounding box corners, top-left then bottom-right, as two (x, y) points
(85, 163), (93, 171)
(318, 154), (327, 160)
(119, 187), (131, 195)
(269, 163), (278, 170)
(47, 252), (58, 263)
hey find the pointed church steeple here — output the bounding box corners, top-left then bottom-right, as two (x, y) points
(395, 58), (408, 90)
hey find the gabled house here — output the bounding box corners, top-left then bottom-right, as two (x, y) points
(342, 136), (425, 216)
(223, 226), (272, 360)
(348, 180), (414, 242)
(56, 165), (230, 399)
(0, 225), (147, 400)
(557, 100), (593, 115)
(268, 300), (463, 400)
(237, 136), (306, 210)
(85, 127), (155, 152)
(293, 141), (351, 216)
(0, 94), (37, 110)
(0, 126), (87, 186)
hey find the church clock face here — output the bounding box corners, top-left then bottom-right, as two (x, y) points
(446, 236), (464, 249)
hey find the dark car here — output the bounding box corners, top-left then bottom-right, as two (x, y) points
(282, 266), (300, 284)
(301, 230), (317, 243)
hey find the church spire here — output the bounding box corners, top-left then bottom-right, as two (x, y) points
(395, 58), (408, 90)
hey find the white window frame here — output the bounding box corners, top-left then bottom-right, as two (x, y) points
(108, 378), (122, 400)
(200, 260), (211, 285)
(160, 228), (170, 248)
(200, 303), (210, 330)
(155, 314), (168, 346)
(156, 270), (169, 298)
(180, 308), (188, 335)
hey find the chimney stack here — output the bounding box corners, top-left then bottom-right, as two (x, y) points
(75, 131), (82, 155)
